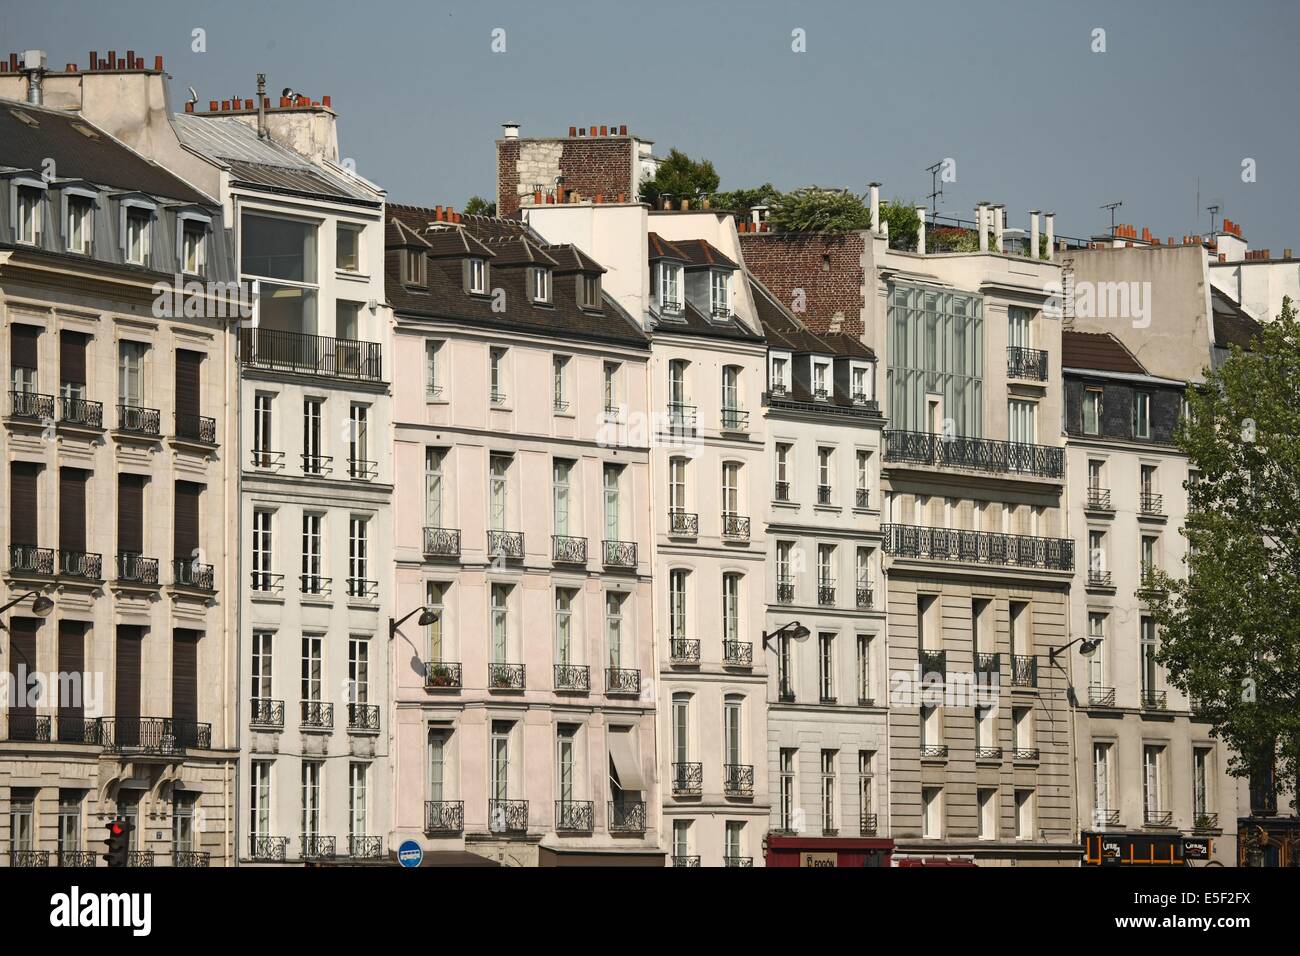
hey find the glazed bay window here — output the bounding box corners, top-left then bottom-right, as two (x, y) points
(336, 222), (362, 273)
(241, 213), (318, 336)
(887, 284), (984, 436)
(66, 194), (93, 254)
(16, 185), (42, 245)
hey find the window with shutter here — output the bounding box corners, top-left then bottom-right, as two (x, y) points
(173, 482), (201, 560)
(117, 475), (145, 554)
(60, 331), (88, 395)
(115, 625), (143, 720)
(58, 621), (86, 721)
(7, 618), (39, 722)
(59, 468), (88, 553)
(172, 630), (200, 727)
(10, 462), (40, 545)
(175, 350), (203, 440)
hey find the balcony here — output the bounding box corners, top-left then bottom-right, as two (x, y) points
(668, 510), (698, 537)
(666, 403), (697, 434)
(1094, 808), (1121, 827)
(346, 578), (379, 600)
(774, 481), (790, 502)
(56, 715), (98, 743)
(117, 404), (161, 437)
(300, 574), (332, 597)
(487, 530), (524, 560)
(721, 513), (751, 541)
(301, 453), (333, 476)
(776, 580), (794, 604)
(723, 764), (754, 797)
(489, 799), (529, 834)
(555, 800), (595, 832)
(1139, 491), (1164, 515)
(175, 413), (216, 444)
(1141, 689), (1168, 711)
(490, 388), (508, 407)
(1085, 487), (1113, 511)
(488, 662), (526, 690)
(1193, 812), (1220, 832)
(883, 430), (1064, 480)
(817, 584), (836, 607)
(347, 703), (380, 732)
(669, 638), (701, 665)
(1087, 569), (1113, 588)
(57, 850), (98, 867)
(1007, 346), (1049, 381)
(976, 746), (1003, 761)
(608, 800), (647, 833)
(239, 326), (383, 382)
(1087, 685), (1117, 708)
(249, 448), (285, 471)
(98, 716), (211, 753)
(300, 700), (334, 731)
(116, 552), (159, 586)
(347, 836), (384, 860)
(250, 698), (285, 729)
(1144, 809), (1174, 828)
(860, 813), (878, 836)
(552, 534), (587, 565)
(3, 714), (50, 742)
(974, 652), (1000, 679)
(425, 801), (465, 833)
(347, 458), (378, 481)
(603, 539), (638, 568)
(1013, 748), (1040, 761)
(1011, 655), (1037, 688)
(672, 855), (701, 867)
(58, 396), (103, 428)
(724, 855), (754, 867)
(553, 663), (590, 692)
(672, 762), (703, 796)
(126, 851), (155, 867)
(919, 649), (946, 679)
(919, 744), (949, 759)
(856, 586), (874, 609)
(300, 835), (336, 860)
(817, 484), (833, 505)
(250, 836), (288, 862)
(423, 527), (462, 559)
(173, 558), (215, 591)
(721, 406), (749, 432)
(606, 667), (641, 696)
(57, 549), (102, 581)
(173, 850), (211, 867)
(882, 524), (1075, 572)
(424, 661), (463, 689)
(855, 488), (870, 508)
(723, 641), (753, 667)
(8, 390), (54, 421)
(9, 544), (53, 576)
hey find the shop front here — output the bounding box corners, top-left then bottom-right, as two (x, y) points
(764, 835), (894, 867)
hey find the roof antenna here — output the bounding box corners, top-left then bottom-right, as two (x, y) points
(256, 74), (268, 139)
(1100, 200), (1122, 236)
(1206, 202), (1220, 235)
(924, 160), (945, 214)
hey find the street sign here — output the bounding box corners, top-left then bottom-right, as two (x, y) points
(397, 840), (423, 868)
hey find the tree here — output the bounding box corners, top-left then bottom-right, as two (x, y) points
(713, 183), (783, 216)
(463, 195), (496, 217)
(640, 148), (720, 206)
(768, 187), (871, 233)
(879, 200), (920, 250)
(1147, 296), (1300, 799)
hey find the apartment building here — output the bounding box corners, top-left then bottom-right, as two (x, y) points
(1, 85), (239, 866)
(173, 96), (394, 865)
(745, 200), (1080, 865)
(386, 204), (662, 867)
(1205, 216), (1299, 325)
(748, 274), (892, 867)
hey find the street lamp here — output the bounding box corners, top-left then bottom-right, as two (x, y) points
(0, 589), (54, 638)
(761, 620), (810, 651)
(1048, 635), (1103, 663)
(389, 606), (438, 639)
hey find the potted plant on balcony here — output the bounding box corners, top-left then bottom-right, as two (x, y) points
(491, 669), (514, 689)
(427, 663), (456, 687)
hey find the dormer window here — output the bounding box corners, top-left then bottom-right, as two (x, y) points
(16, 186), (42, 245)
(658, 263), (683, 314)
(468, 257), (487, 294)
(850, 363), (873, 404)
(182, 220), (207, 275)
(580, 273), (602, 310)
(66, 195), (93, 254)
(710, 270), (731, 318)
(403, 248), (426, 286)
(532, 266), (552, 304)
(125, 207), (151, 265)
(770, 354), (790, 395)
(812, 360), (831, 400)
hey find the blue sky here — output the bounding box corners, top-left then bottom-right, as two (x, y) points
(4, 0), (1298, 249)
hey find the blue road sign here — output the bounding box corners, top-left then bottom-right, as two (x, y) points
(398, 840), (424, 868)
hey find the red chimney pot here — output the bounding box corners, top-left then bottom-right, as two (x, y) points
(620, 124), (627, 135)
(322, 95), (331, 107)
(185, 101), (194, 113)
(154, 55), (163, 71)
(209, 100), (219, 111)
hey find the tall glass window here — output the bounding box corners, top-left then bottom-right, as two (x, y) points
(887, 284), (984, 436)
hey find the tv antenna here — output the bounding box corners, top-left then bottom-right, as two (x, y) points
(1100, 200), (1123, 235)
(925, 161), (945, 214)
(1206, 202), (1221, 235)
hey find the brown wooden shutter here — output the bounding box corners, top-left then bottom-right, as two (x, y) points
(117, 474), (145, 554)
(172, 629), (200, 726)
(173, 481), (201, 559)
(115, 625), (142, 719)
(60, 330), (87, 386)
(59, 468), (87, 552)
(57, 621), (86, 719)
(10, 324), (40, 369)
(7, 618), (38, 718)
(10, 462), (40, 545)
(175, 350), (201, 433)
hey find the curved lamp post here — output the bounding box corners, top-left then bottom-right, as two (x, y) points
(0, 589), (54, 639)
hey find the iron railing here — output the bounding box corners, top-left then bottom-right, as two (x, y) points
(4, 714), (50, 742)
(1088, 569), (1113, 587)
(776, 580), (794, 604)
(608, 800), (647, 833)
(672, 762), (703, 796)
(346, 578), (379, 600)
(250, 836), (288, 861)
(555, 800), (594, 832)
(603, 540), (638, 568)
(723, 764), (754, 797)
(348, 703), (380, 732)
(1011, 655), (1037, 687)
(1013, 748), (1040, 761)
(856, 586), (874, 609)
(423, 527), (462, 558)
(721, 514), (751, 541)
(818, 584), (836, 607)
(724, 855), (753, 867)
(424, 661), (463, 689)
(1007, 346), (1049, 381)
(10, 850), (49, 867)
(9, 390), (53, 421)
(817, 484), (833, 504)
(672, 855), (701, 867)
(778, 678), (795, 703)
(883, 430), (1064, 479)
(300, 835), (336, 860)
(669, 639), (700, 664)
(487, 530), (524, 560)
(919, 649), (946, 678)
(249, 570), (283, 594)
(856, 488), (870, 508)
(299, 574), (332, 596)
(723, 641), (753, 666)
(488, 663), (526, 690)
(250, 698), (285, 729)
(58, 396), (103, 428)
(553, 663), (590, 692)
(976, 746), (1003, 760)
(774, 480), (790, 501)
(117, 404), (160, 437)
(173, 850), (211, 867)
(116, 552), (159, 585)
(9, 544), (53, 575)
(98, 716), (211, 753)
(239, 326), (383, 382)
(1144, 810), (1173, 827)
(249, 448), (284, 470)
(57, 849), (98, 867)
(488, 799), (529, 833)
(552, 534), (587, 564)
(347, 836), (384, 859)
(1094, 808), (1121, 827)
(425, 801), (465, 833)
(173, 558), (214, 590)
(1140, 491), (1164, 515)
(1193, 813), (1220, 831)
(919, 744), (949, 759)
(175, 413), (216, 444)
(301, 453), (332, 476)
(300, 700), (334, 730)
(126, 851), (155, 867)
(860, 813), (878, 836)
(56, 715), (98, 743)
(668, 510), (699, 536)
(974, 652), (1001, 678)
(57, 549), (102, 581)
(882, 523), (1075, 571)
(348, 458), (378, 481)
(1088, 685), (1117, 707)
(721, 407), (749, 431)
(1086, 487), (1113, 510)
(1141, 689), (1168, 711)
(667, 403), (697, 433)
(606, 667), (641, 695)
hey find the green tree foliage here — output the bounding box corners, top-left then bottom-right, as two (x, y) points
(879, 200), (920, 250)
(769, 187), (872, 233)
(640, 148), (720, 206)
(713, 183), (783, 215)
(463, 196), (496, 217)
(1147, 296), (1300, 794)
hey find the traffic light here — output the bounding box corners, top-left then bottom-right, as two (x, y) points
(103, 818), (133, 867)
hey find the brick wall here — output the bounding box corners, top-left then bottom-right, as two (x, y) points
(740, 233), (867, 337)
(496, 136), (634, 219)
(496, 138), (521, 219)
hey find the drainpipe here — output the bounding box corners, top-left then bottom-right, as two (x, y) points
(256, 73), (268, 139)
(22, 49), (47, 106)
(915, 205), (928, 255)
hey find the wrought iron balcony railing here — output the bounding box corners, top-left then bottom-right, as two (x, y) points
(856, 586), (874, 609)
(423, 527), (462, 558)
(774, 480), (790, 501)
(1007, 346), (1049, 381)
(425, 801), (465, 833)
(860, 812), (878, 836)
(882, 523), (1075, 571)
(919, 744), (949, 759)
(301, 453), (333, 476)
(723, 641), (753, 667)
(346, 578), (379, 600)
(672, 855), (701, 867)
(58, 549), (102, 581)
(1193, 812), (1220, 831)
(666, 403), (697, 433)
(126, 851), (155, 867)
(855, 488), (870, 508)
(1088, 569), (1113, 587)
(424, 661), (463, 689)
(1094, 808), (1121, 827)
(1088, 685), (1117, 707)
(554, 663), (590, 692)
(9, 544), (53, 575)
(606, 667), (641, 695)
(56, 715), (98, 743)
(300, 835), (336, 860)
(976, 746), (1003, 760)
(117, 404), (161, 437)
(348, 703), (380, 732)
(173, 850), (211, 867)
(58, 849), (98, 867)
(609, 800), (647, 833)
(249, 448), (284, 470)
(603, 539), (637, 568)
(9, 390), (54, 421)
(1144, 809), (1173, 827)
(1140, 491), (1164, 515)
(58, 396), (103, 428)
(555, 800), (594, 832)
(347, 836), (384, 860)
(348, 458), (378, 481)
(552, 534), (587, 564)
(10, 850), (49, 867)
(552, 397), (568, 412)
(98, 716), (211, 753)
(1011, 655), (1037, 688)
(1013, 747), (1040, 761)
(116, 552), (159, 585)
(672, 762), (703, 796)
(725, 855), (754, 867)
(919, 649), (946, 678)
(721, 513), (750, 541)
(175, 413), (216, 444)
(883, 430), (1065, 479)
(668, 510), (698, 536)
(723, 764), (754, 797)
(974, 652), (1000, 677)
(721, 407), (749, 431)
(299, 574), (332, 596)
(489, 799), (529, 833)
(240, 326), (383, 382)
(1141, 689), (1168, 711)
(173, 558), (214, 590)
(776, 580), (794, 604)
(669, 638), (700, 664)
(818, 584), (836, 607)
(300, 700), (334, 730)
(778, 678), (795, 703)
(4, 714), (51, 742)
(488, 662), (526, 690)
(487, 530), (524, 560)
(490, 388), (508, 406)
(1086, 486), (1113, 510)
(250, 697), (285, 729)
(250, 836), (288, 862)
(817, 484), (833, 505)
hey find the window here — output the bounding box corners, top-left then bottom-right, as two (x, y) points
(489, 454), (509, 531)
(118, 341), (146, 407)
(489, 347), (507, 404)
(1009, 398), (1037, 444)
(580, 273), (601, 309)
(1014, 789), (1034, 840)
(669, 569), (688, 641)
(723, 695), (743, 772)
(778, 749), (797, 831)
(817, 544), (836, 592)
(425, 341), (442, 398)
(1087, 457), (1104, 491)
(336, 223), (362, 273)
(722, 365), (741, 413)
(858, 752), (875, 822)
(978, 788), (997, 840)
(249, 761), (272, 843)
(603, 362), (618, 412)
(673, 820), (692, 859)
(1141, 535), (1158, 582)
(1193, 748), (1212, 822)
(1134, 391), (1152, 439)
(252, 393), (274, 466)
(818, 633), (836, 701)
(778, 633), (794, 700)
(774, 443), (792, 499)
(1087, 613), (1106, 688)
(301, 636), (323, 705)
(552, 355), (568, 410)
(888, 284), (984, 436)
(920, 705), (941, 752)
(346, 404), (370, 479)
(710, 270), (730, 316)
(303, 398), (324, 473)
(425, 448), (445, 528)
(725, 821), (744, 861)
(659, 262), (683, 312)
(251, 631), (273, 703)
(603, 464), (621, 541)
(812, 361), (829, 399)
(855, 546), (872, 595)
(125, 207), (151, 265)
(856, 635), (872, 703)
(426, 582), (446, 661)
(16, 186), (42, 245)
(851, 364), (870, 402)
(556, 725), (577, 805)
(348, 637), (370, 706)
(58, 792), (82, 858)
(721, 461), (741, 518)
(1083, 387), (1102, 435)
(604, 590), (627, 670)
(402, 248), (425, 286)
(976, 705), (996, 750)
(922, 787), (942, 839)
(490, 721), (512, 808)
(67, 195), (93, 254)
(243, 214), (318, 332)
(855, 450), (870, 506)
(1088, 530), (1106, 579)
(554, 588), (575, 665)
(301, 760), (322, 840)
(820, 751), (837, 833)
(771, 355), (789, 393)
(1143, 745), (1165, 819)
(1013, 706), (1033, 752)
(1140, 617), (1159, 697)
(468, 257), (487, 294)
(348, 516), (370, 597)
(532, 267), (552, 303)
(252, 509), (274, 591)
(348, 763), (368, 838)
(1093, 742), (1113, 820)
(301, 513), (323, 593)
(9, 791), (35, 853)
(428, 730), (448, 802)
(817, 447), (833, 501)
(490, 584), (510, 662)
(182, 220), (206, 274)
(552, 459), (572, 537)
(668, 457), (688, 513)
(1008, 306), (1031, 348)
(672, 693), (691, 770)
(1140, 463), (1157, 502)
(722, 573), (741, 645)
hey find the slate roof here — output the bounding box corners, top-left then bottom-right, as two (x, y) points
(1210, 286), (1263, 350)
(748, 273), (874, 359)
(1061, 330), (1147, 374)
(647, 233), (738, 270)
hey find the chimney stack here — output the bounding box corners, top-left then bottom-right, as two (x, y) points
(993, 204), (1005, 253)
(502, 123), (520, 140)
(1029, 210), (1041, 260)
(21, 49), (47, 105)
(976, 203), (989, 252)
(869, 183), (880, 233)
(915, 205), (928, 255)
